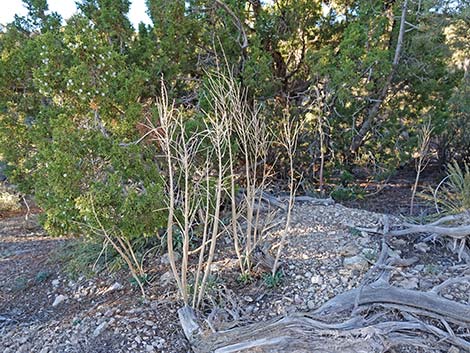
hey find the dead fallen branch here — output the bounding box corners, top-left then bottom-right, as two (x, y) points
(180, 285), (470, 353)
(179, 279), (470, 352)
(179, 224), (470, 353)
(179, 212), (470, 352)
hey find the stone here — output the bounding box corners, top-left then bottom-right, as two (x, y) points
(392, 239), (407, 247)
(152, 337), (165, 349)
(160, 252), (180, 265)
(159, 271), (174, 285)
(243, 296), (253, 303)
(399, 277), (419, 290)
(419, 279), (434, 290)
(52, 295), (67, 307)
(310, 275), (323, 285)
(414, 242), (430, 253)
(415, 265), (424, 272)
(307, 300), (316, 310)
(51, 279), (60, 287)
(104, 309), (114, 317)
(340, 243), (359, 256)
(293, 294), (302, 304)
(93, 321), (108, 337)
(343, 255), (368, 271)
(104, 282), (123, 294)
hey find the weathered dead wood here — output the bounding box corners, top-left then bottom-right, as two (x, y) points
(356, 213), (470, 257)
(279, 195), (335, 206)
(390, 223), (470, 239)
(180, 213), (470, 352)
(181, 282), (470, 352)
(178, 306), (201, 344)
(188, 311), (469, 352)
(238, 190), (335, 212)
(314, 283), (470, 325)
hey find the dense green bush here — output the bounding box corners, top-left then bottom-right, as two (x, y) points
(0, 2), (167, 241)
(0, 0), (468, 243)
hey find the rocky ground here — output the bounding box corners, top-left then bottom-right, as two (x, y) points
(0, 177), (469, 353)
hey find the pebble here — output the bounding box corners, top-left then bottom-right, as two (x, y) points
(159, 271), (174, 285)
(414, 242), (430, 253)
(104, 282), (123, 294)
(294, 294), (302, 304)
(399, 277), (419, 290)
(93, 321), (108, 337)
(52, 295), (67, 307)
(310, 275), (323, 285)
(340, 243), (359, 256)
(343, 255), (368, 271)
(307, 300), (316, 310)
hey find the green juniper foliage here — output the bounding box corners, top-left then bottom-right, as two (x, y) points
(0, 0), (468, 261)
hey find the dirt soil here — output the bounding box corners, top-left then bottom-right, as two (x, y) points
(0, 171), (468, 353)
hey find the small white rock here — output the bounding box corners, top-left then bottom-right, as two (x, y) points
(52, 294), (67, 307)
(307, 300), (316, 310)
(51, 279), (60, 287)
(399, 277), (419, 290)
(343, 255), (369, 271)
(310, 275), (323, 285)
(93, 321), (108, 337)
(414, 242), (430, 253)
(104, 282), (123, 294)
(159, 271), (174, 285)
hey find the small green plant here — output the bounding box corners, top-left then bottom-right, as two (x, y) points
(35, 271), (52, 283)
(238, 272), (253, 285)
(52, 239), (109, 279)
(129, 273), (149, 287)
(263, 271), (283, 288)
(432, 161), (470, 214)
(349, 227), (362, 237)
(331, 186), (365, 201)
(374, 169), (395, 182)
(424, 264), (439, 275)
(14, 276), (28, 291)
(339, 170), (355, 186)
(362, 249), (377, 262)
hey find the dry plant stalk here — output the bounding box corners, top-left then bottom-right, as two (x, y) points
(410, 120), (433, 215)
(151, 81), (230, 307)
(88, 200), (146, 297)
(153, 69), (283, 305)
(272, 115), (302, 275)
(154, 84), (186, 302)
(195, 108), (229, 307)
(204, 69), (273, 276)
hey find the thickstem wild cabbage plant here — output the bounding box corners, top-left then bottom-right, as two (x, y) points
(152, 69), (301, 306)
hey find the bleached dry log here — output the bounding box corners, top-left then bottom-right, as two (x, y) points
(390, 223), (470, 239)
(287, 195), (335, 206)
(238, 190), (335, 212)
(179, 214), (470, 353)
(313, 283), (470, 325)
(181, 282), (470, 352)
